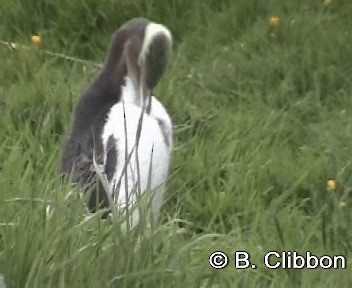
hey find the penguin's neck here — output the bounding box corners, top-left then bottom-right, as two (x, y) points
(121, 75), (143, 107)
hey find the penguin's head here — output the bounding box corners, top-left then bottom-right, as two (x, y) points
(105, 18), (172, 103)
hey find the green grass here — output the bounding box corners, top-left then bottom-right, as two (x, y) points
(1, 0), (352, 287)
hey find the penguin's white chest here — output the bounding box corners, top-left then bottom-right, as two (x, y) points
(100, 81), (172, 226)
(102, 103), (171, 195)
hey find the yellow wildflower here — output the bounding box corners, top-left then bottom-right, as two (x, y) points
(31, 35), (42, 45)
(269, 16), (280, 27)
(327, 179), (337, 191)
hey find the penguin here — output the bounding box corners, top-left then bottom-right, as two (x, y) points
(60, 18), (173, 228)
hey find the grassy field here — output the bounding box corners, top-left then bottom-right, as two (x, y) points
(1, 0), (352, 287)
